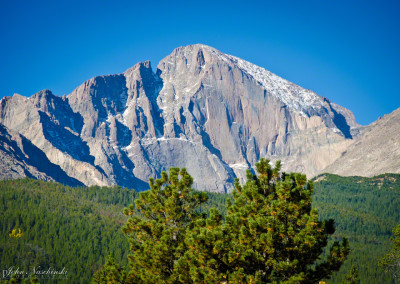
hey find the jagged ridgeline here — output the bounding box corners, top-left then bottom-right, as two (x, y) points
(1, 174), (399, 283)
(0, 44), (364, 193)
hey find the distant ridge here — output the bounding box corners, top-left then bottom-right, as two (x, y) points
(323, 107), (400, 176)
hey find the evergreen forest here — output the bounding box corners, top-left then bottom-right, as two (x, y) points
(0, 172), (399, 283)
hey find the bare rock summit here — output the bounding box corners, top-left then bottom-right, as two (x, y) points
(0, 44), (367, 192)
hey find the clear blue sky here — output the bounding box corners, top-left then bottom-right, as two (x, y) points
(1, 0), (399, 125)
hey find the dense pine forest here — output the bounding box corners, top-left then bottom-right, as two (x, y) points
(1, 173), (399, 283)
(312, 174), (400, 283)
(0, 179), (136, 283)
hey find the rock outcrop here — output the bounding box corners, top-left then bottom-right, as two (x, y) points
(0, 44), (364, 192)
(323, 107), (400, 176)
(0, 123), (82, 186)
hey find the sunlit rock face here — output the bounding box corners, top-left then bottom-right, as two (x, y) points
(324, 107), (400, 177)
(0, 123), (82, 186)
(0, 44), (362, 192)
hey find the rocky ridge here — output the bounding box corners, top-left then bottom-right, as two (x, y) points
(0, 123), (82, 185)
(0, 44), (364, 192)
(324, 107), (400, 177)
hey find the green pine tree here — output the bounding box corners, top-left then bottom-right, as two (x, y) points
(379, 224), (400, 281)
(92, 253), (127, 284)
(177, 207), (232, 283)
(121, 168), (208, 283)
(183, 158), (349, 283)
(342, 265), (359, 284)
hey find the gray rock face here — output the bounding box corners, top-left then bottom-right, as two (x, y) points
(155, 45), (361, 181)
(0, 44), (363, 192)
(0, 123), (82, 186)
(323, 107), (400, 177)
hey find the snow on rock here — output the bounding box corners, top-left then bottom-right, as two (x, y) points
(204, 45), (324, 116)
(229, 163), (249, 169)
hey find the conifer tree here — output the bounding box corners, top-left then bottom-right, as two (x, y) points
(341, 265), (359, 284)
(184, 158), (349, 283)
(379, 224), (400, 280)
(92, 253), (127, 284)
(122, 168), (208, 283)
(177, 207), (232, 283)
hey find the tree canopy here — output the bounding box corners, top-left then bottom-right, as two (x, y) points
(120, 159), (349, 283)
(92, 253), (127, 284)
(180, 159), (349, 283)
(121, 168), (208, 283)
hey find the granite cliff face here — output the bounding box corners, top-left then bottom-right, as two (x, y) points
(0, 123), (82, 185)
(0, 44), (362, 192)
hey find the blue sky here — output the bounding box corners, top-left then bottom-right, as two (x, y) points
(1, 0), (399, 125)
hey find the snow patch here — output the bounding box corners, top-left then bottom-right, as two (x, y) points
(229, 163), (248, 169)
(138, 136), (198, 146)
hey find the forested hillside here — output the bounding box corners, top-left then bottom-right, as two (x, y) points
(1, 174), (399, 283)
(0, 179), (229, 283)
(199, 174), (400, 283)
(312, 173), (400, 283)
(0, 179), (137, 283)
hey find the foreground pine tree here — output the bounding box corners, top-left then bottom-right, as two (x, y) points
(92, 253), (127, 284)
(121, 168), (208, 283)
(95, 160), (349, 283)
(183, 158), (349, 283)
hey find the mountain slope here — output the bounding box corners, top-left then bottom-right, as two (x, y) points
(0, 123), (82, 186)
(324, 107), (400, 176)
(153, 44), (359, 181)
(0, 179), (135, 283)
(0, 44), (362, 192)
(312, 173), (400, 284)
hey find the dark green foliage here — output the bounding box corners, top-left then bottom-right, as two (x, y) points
(1, 276), (38, 284)
(178, 207), (230, 283)
(0, 178), (137, 283)
(121, 168), (208, 283)
(183, 159), (349, 283)
(313, 173), (400, 284)
(342, 265), (359, 284)
(2, 172), (399, 284)
(92, 253), (127, 284)
(197, 191), (231, 217)
(379, 224), (400, 281)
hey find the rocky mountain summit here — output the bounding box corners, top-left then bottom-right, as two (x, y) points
(0, 44), (365, 192)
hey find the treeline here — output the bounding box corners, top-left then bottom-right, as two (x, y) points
(0, 173), (399, 283)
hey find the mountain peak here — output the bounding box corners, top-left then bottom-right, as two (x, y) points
(0, 45), (370, 192)
(31, 89), (54, 99)
(124, 60), (153, 75)
(158, 44), (360, 132)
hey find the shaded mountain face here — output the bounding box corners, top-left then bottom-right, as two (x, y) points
(0, 44), (361, 192)
(0, 123), (82, 186)
(323, 107), (400, 177)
